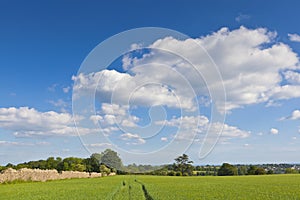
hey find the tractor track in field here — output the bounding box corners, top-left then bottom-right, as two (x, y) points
(107, 178), (154, 200)
(134, 179), (154, 200)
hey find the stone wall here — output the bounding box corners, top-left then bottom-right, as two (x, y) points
(0, 168), (110, 183)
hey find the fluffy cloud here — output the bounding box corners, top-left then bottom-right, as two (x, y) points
(73, 26), (300, 113)
(290, 110), (300, 120)
(235, 13), (251, 22)
(146, 27), (299, 111)
(156, 115), (250, 139)
(280, 109), (300, 120)
(71, 26), (300, 152)
(270, 128), (279, 135)
(210, 122), (250, 138)
(120, 132), (146, 145)
(63, 86), (71, 93)
(156, 115), (209, 132)
(90, 103), (139, 129)
(87, 143), (113, 148)
(288, 33), (300, 42)
(283, 71), (300, 85)
(0, 140), (33, 146)
(73, 69), (196, 111)
(0, 107), (92, 137)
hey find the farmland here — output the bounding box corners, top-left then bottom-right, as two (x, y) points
(1, 175), (300, 199)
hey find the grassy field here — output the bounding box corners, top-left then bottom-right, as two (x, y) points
(1, 175), (300, 199)
(138, 175), (300, 199)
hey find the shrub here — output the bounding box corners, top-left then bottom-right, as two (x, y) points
(168, 171), (175, 176)
(175, 172), (182, 176)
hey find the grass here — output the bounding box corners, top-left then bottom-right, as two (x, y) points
(138, 175), (300, 199)
(0, 176), (122, 200)
(1, 175), (300, 199)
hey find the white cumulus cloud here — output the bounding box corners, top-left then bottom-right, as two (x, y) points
(270, 128), (279, 135)
(291, 110), (300, 120)
(0, 107), (93, 137)
(156, 115), (250, 140)
(288, 33), (300, 42)
(120, 132), (146, 145)
(283, 71), (300, 85)
(72, 26), (300, 113)
(280, 109), (300, 120)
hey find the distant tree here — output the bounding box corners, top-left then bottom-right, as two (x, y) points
(46, 157), (61, 169)
(217, 163), (238, 176)
(100, 149), (123, 170)
(174, 154), (194, 176)
(6, 163), (14, 168)
(247, 165), (258, 175)
(255, 167), (266, 175)
(0, 165), (6, 172)
(246, 165), (266, 175)
(238, 166), (247, 175)
(285, 168), (298, 174)
(267, 169), (274, 174)
(83, 156), (100, 173)
(99, 164), (111, 175)
(213, 166), (217, 176)
(74, 164), (86, 172)
(91, 153), (102, 164)
(16, 163), (28, 170)
(168, 171), (175, 176)
(175, 172), (182, 176)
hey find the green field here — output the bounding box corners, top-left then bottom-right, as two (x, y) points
(1, 175), (300, 199)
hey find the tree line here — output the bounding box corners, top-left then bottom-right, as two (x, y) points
(1, 151), (299, 176)
(0, 149), (122, 175)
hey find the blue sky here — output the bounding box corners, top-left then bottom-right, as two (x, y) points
(1, 0), (300, 166)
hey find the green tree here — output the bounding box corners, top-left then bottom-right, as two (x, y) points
(83, 156), (100, 172)
(174, 154), (194, 176)
(100, 149), (123, 170)
(217, 163), (238, 176)
(247, 165), (257, 175)
(91, 153), (102, 164)
(285, 168), (298, 174)
(46, 157), (61, 169)
(100, 164), (111, 175)
(255, 167), (266, 175)
(238, 166), (247, 175)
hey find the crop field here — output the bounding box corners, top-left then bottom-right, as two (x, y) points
(1, 175), (300, 199)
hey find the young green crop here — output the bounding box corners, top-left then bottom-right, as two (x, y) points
(138, 175), (300, 199)
(0, 176), (123, 200)
(1, 174), (300, 199)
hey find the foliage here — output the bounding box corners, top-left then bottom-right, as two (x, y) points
(217, 163), (238, 176)
(247, 165), (257, 175)
(247, 165), (266, 175)
(100, 164), (111, 175)
(100, 149), (123, 170)
(174, 154), (194, 176)
(0, 149), (121, 174)
(285, 168), (299, 174)
(255, 167), (266, 175)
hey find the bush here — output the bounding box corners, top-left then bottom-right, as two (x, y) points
(168, 171), (175, 176)
(217, 163), (238, 176)
(255, 168), (266, 175)
(175, 172), (182, 176)
(285, 168), (299, 174)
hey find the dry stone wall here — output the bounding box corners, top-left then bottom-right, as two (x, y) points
(0, 168), (115, 183)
